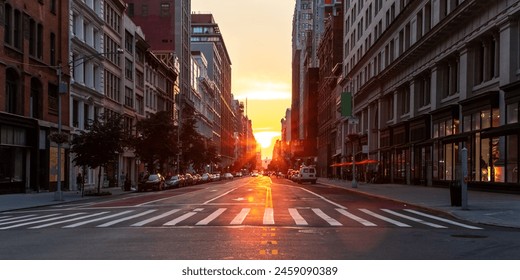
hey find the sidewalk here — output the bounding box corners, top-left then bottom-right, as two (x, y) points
(318, 178), (520, 229)
(0, 187), (130, 213)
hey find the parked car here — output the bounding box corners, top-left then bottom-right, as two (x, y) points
(165, 175), (184, 189)
(223, 173), (234, 180)
(184, 173), (195, 186)
(201, 173), (211, 183)
(138, 173), (165, 192)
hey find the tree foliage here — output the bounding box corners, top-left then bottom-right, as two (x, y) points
(70, 114), (127, 193)
(132, 110), (177, 173)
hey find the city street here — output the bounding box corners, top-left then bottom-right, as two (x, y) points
(0, 176), (519, 259)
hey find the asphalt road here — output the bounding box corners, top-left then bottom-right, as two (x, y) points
(0, 176), (519, 259)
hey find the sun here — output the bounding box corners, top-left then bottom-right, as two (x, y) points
(254, 131), (280, 148)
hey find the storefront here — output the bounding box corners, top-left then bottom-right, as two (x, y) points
(409, 115), (431, 186)
(0, 114), (38, 194)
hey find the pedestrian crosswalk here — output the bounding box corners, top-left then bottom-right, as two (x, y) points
(0, 207), (483, 230)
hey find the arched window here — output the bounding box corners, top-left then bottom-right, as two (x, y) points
(6, 69), (20, 114)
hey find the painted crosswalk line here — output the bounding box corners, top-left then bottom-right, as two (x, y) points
(0, 207), (485, 230)
(359, 209), (411, 227)
(312, 208), (342, 226)
(288, 208), (308, 226)
(404, 209), (483, 230)
(97, 210), (158, 228)
(382, 209), (446, 228)
(336, 208), (377, 226)
(196, 208), (227, 225)
(63, 210), (135, 228)
(230, 208), (250, 225)
(131, 209), (181, 227)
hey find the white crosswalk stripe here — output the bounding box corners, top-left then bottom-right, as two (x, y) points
(263, 208), (275, 225)
(0, 215), (35, 223)
(63, 210), (134, 228)
(312, 208), (342, 226)
(131, 209), (181, 227)
(359, 209), (411, 227)
(0, 213), (85, 230)
(230, 208), (250, 225)
(382, 209), (446, 228)
(0, 214), (59, 226)
(164, 211), (198, 226)
(0, 207), (484, 230)
(30, 212), (110, 229)
(288, 208), (308, 226)
(196, 208), (226, 225)
(404, 209), (483, 229)
(336, 208), (377, 226)
(97, 210), (157, 228)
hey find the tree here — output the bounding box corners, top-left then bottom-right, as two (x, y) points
(179, 107), (207, 172)
(70, 114), (127, 194)
(132, 111), (177, 173)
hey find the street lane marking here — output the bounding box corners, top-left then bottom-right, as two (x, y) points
(30, 212), (109, 229)
(265, 187), (273, 208)
(288, 208), (308, 225)
(63, 210), (134, 228)
(263, 208), (275, 225)
(97, 209), (157, 227)
(230, 208), (250, 225)
(298, 187), (346, 209)
(312, 208), (342, 226)
(382, 209), (447, 228)
(164, 211), (198, 226)
(131, 209), (180, 227)
(0, 215), (35, 223)
(336, 208), (377, 226)
(0, 213), (85, 230)
(0, 214), (59, 226)
(196, 208), (227, 225)
(203, 188), (238, 204)
(359, 209), (411, 227)
(404, 209), (483, 229)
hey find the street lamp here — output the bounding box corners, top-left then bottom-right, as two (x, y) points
(53, 49), (123, 201)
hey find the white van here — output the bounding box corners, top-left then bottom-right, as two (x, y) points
(297, 166), (317, 184)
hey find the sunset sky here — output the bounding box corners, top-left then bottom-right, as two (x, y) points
(191, 0), (294, 159)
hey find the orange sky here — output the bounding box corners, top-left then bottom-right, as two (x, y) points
(191, 0), (294, 159)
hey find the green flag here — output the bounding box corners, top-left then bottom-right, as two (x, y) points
(341, 92), (352, 117)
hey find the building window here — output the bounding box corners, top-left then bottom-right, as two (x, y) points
(6, 69), (20, 115)
(507, 102), (519, 124)
(30, 78), (43, 119)
(399, 85), (410, 116)
(125, 31), (134, 54)
(48, 83), (59, 115)
(125, 87), (133, 108)
(125, 58), (133, 80)
(416, 72), (431, 108)
(50, 33), (56, 66)
(160, 3), (170, 17)
(440, 55), (459, 98)
(473, 36), (499, 86)
(72, 100), (80, 128)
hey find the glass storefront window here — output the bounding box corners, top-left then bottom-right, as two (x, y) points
(439, 122), (445, 137)
(433, 123), (439, 138)
(492, 108), (500, 127)
(463, 115), (472, 132)
(481, 109), (491, 129)
(445, 119), (452, 136)
(506, 135), (518, 183)
(473, 112), (481, 130)
(492, 137), (503, 182)
(480, 138), (490, 181)
(507, 102), (518, 124)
